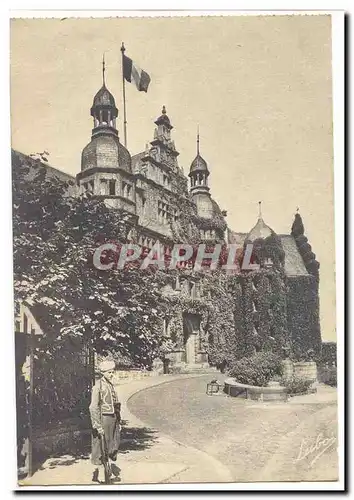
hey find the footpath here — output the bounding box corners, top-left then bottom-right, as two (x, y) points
(20, 374), (233, 488)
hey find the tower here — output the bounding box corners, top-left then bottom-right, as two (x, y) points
(188, 132), (226, 241)
(149, 106), (180, 172)
(76, 58), (136, 215)
(288, 210), (321, 356)
(189, 130), (210, 197)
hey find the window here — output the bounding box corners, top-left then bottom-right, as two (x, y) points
(109, 180), (116, 195)
(173, 208), (180, 222)
(89, 180), (94, 192)
(100, 179), (107, 195)
(163, 174), (170, 188)
(102, 110), (109, 124)
(158, 200), (169, 223)
(163, 318), (170, 337)
(122, 181), (132, 199)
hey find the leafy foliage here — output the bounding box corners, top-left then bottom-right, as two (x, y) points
(227, 352), (283, 387)
(282, 376), (313, 395)
(318, 365), (337, 387)
(287, 276), (322, 359)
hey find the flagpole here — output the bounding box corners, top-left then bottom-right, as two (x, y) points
(121, 42), (127, 147)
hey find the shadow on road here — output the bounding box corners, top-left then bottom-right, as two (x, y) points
(119, 419), (158, 454)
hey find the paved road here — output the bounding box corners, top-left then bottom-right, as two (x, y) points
(128, 375), (338, 482)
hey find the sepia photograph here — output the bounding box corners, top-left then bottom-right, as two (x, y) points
(9, 11), (343, 490)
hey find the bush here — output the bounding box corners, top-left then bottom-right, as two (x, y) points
(227, 352), (282, 387)
(326, 370), (337, 387)
(282, 376), (313, 395)
(318, 365), (337, 387)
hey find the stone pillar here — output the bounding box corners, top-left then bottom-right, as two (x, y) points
(281, 358), (294, 381)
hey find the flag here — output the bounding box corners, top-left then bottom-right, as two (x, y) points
(123, 54), (151, 92)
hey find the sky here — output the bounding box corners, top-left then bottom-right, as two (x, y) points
(10, 14), (336, 341)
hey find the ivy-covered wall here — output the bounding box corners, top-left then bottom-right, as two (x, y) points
(286, 275), (321, 359)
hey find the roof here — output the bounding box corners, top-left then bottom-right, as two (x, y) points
(189, 153), (209, 174)
(92, 84), (117, 108)
(245, 217), (274, 242)
(81, 134), (132, 173)
(280, 235), (309, 276)
(12, 150), (76, 183)
(155, 105), (173, 129)
(131, 152), (145, 173)
(227, 230), (309, 276)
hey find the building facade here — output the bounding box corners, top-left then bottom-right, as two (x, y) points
(13, 76), (322, 371)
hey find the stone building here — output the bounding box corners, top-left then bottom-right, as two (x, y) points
(13, 75), (322, 372)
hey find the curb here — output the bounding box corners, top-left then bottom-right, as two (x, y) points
(123, 374), (234, 484)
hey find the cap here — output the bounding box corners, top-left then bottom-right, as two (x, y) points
(99, 360), (115, 372)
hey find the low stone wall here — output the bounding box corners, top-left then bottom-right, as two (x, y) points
(293, 361), (317, 382)
(113, 370), (163, 384)
(224, 378), (288, 402)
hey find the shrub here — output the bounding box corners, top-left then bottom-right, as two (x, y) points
(326, 369), (337, 387)
(282, 376), (313, 395)
(318, 365), (337, 387)
(227, 352), (282, 387)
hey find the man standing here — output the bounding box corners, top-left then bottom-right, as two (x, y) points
(89, 360), (121, 483)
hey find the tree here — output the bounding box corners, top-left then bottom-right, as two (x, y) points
(12, 150), (168, 367)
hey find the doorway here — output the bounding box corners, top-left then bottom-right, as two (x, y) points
(183, 313), (201, 364)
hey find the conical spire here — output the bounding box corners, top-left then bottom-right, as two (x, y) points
(291, 210), (305, 237)
(245, 202), (274, 242)
(189, 129), (209, 175)
(89, 61), (119, 137)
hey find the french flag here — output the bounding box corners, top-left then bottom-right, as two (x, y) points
(123, 54), (151, 93)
